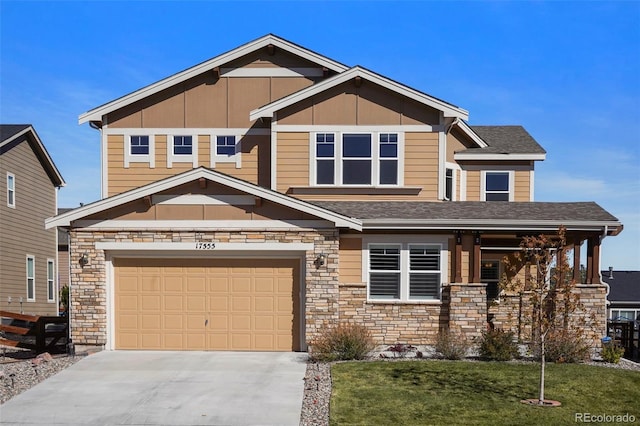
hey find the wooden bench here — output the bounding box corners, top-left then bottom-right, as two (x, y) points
(0, 310), (68, 353)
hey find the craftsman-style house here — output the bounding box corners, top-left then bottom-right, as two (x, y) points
(46, 35), (622, 352)
(1, 125), (65, 316)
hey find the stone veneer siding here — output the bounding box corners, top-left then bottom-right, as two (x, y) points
(69, 228), (339, 350)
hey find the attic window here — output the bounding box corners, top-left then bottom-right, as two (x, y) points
(216, 136), (236, 156)
(173, 136), (192, 155)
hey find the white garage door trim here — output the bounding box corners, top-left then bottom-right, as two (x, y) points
(104, 249), (308, 351)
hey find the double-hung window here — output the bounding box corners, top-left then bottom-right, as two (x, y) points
(125, 135), (154, 168)
(26, 255), (35, 301)
(368, 241), (445, 301)
(379, 134), (398, 185)
(47, 259), (55, 303)
(313, 132), (401, 186)
(168, 134), (197, 168)
(483, 171), (511, 201)
(7, 172), (15, 208)
(315, 133), (335, 185)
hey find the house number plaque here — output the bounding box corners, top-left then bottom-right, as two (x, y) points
(195, 242), (216, 250)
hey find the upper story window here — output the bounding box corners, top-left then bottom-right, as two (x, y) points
(26, 255), (35, 301)
(483, 171), (513, 201)
(173, 136), (192, 155)
(7, 172), (15, 208)
(47, 259), (55, 303)
(445, 168), (454, 201)
(125, 135), (154, 168)
(216, 136), (237, 157)
(316, 133), (335, 185)
(130, 136), (149, 155)
(312, 132), (402, 186)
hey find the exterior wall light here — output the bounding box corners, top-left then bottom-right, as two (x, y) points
(79, 252), (89, 266)
(315, 253), (326, 267)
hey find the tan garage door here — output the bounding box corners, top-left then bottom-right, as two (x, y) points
(114, 258), (300, 351)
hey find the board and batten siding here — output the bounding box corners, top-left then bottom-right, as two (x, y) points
(0, 138), (58, 315)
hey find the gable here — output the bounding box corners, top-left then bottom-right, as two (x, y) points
(81, 34), (348, 126)
(83, 180), (321, 222)
(46, 167), (362, 230)
(277, 79), (441, 126)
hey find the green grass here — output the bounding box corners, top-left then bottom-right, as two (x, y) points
(330, 360), (640, 426)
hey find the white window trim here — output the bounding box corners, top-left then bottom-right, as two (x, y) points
(6, 172), (15, 208)
(124, 134), (155, 168)
(47, 259), (55, 303)
(26, 255), (35, 302)
(444, 162), (460, 201)
(363, 235), (448, 303)
(210, 134), (242, 169)
(309, 131), (404, 187)
(481, 170), (514, 201)
(167, 134), (198, 168)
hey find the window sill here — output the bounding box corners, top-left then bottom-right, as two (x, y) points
(367, 299), (442, 305)
(288, 186), (422, 195)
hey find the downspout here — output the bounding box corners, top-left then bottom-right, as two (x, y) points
(599, 226), (610, 342)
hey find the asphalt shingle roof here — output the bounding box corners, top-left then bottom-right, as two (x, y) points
(460, 125), (546, 155)
(0, 124), (30, 143)
(601, 270), (640, 302)
(310, 201), (618, 222)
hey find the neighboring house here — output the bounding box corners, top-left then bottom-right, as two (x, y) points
(1, 125), (65, 316)
(46, 35), (622, 353)
(602, 269), (640, 324)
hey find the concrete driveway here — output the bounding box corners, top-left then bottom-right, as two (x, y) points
(0, 351), (308, 425)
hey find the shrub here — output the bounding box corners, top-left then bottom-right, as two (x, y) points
(434, 329), (470, 360)
(532, 330), (591, 363)
(478, 329), (519, 361)
(601, 341), (625, 364)
(309, 324), (375, 361)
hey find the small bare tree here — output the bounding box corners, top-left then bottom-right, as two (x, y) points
(501, 226), (589, 405)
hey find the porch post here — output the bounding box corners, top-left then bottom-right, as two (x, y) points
(454, 231), (463, 283)
(525, 261), (531, 290)
(586, 236), (599, 284)
(470, 232), (481, 283)
(573, 239), (582, 283)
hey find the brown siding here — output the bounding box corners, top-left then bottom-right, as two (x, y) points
(404, 132), (439, 200)
(228, 77), (271, 128)
(514, 170), (531, 201)
(278, 81), (441, 126)
(185, 75), (228, 128)
(466, 170), (481, 201)
(276, 132), (310, 193)
(0, 138), (58, 315)
(339, 237), (363, 284)
(446, 128), (474, 163)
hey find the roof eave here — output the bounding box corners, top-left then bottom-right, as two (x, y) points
(454, 153), (547, 161)
(361, 219), (622, 233)
(1, 126), (65, 187)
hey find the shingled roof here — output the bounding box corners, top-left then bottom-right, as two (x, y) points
(601, 270), (640, 302)
(459, 125), (546, 155)
(310, 201), (622, 234)
(0, 124), (31, 142)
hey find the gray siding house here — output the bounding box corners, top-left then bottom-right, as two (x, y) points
(0, 125), (65, 315)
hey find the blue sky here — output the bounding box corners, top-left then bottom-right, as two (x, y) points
(1, 1), (638, 270)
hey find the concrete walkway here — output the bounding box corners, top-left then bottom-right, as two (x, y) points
(0, 351), (308, 425)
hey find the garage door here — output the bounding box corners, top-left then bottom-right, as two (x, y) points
(114, 258), (300, 351)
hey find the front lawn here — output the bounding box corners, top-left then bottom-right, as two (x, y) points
(330, 360), (640, 425)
